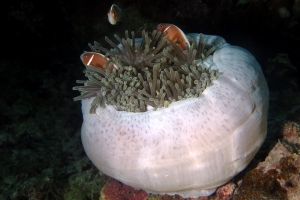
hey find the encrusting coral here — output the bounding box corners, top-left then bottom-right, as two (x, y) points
(73, 30), (218, 113)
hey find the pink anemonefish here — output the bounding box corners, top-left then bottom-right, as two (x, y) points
(156, 23), (190, 50)
(107, 4), (122, 25)
(80, 52), (118, 71)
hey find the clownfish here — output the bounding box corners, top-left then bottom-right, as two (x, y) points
(107, 4), (122, 25)
(157, 23), (190, 50)
(80, 52), (118, 71)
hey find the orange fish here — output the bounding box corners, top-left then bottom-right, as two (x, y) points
(107, 4), (122, 25)
(80, 52), (118, 71)
(156, 23), (190, 50)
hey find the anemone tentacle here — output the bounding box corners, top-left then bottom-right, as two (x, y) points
(74, 30), (219, 113)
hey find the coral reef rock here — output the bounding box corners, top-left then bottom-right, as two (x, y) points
(235, 121), (300, 199)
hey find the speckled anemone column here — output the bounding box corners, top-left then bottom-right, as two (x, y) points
(78, 33), (269, 198)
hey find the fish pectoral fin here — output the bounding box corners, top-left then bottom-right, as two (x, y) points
(175, 39), (183, 44)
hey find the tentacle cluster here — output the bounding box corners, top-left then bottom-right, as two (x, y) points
(73, 30), (220, 113)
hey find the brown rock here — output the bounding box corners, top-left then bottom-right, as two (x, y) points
(100, 179), (148, 200)
(234, 122), (300, 200)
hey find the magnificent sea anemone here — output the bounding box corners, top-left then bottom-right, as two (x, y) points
(73, 24), (269, 198)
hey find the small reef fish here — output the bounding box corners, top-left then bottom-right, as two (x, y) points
(80, 52), (118, 71)
(107, 4), (122, 25)
(157, 23), (190, 50)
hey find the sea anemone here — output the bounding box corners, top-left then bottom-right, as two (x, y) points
(73, 25), (269, 198)
(73, 30), (218, 113)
